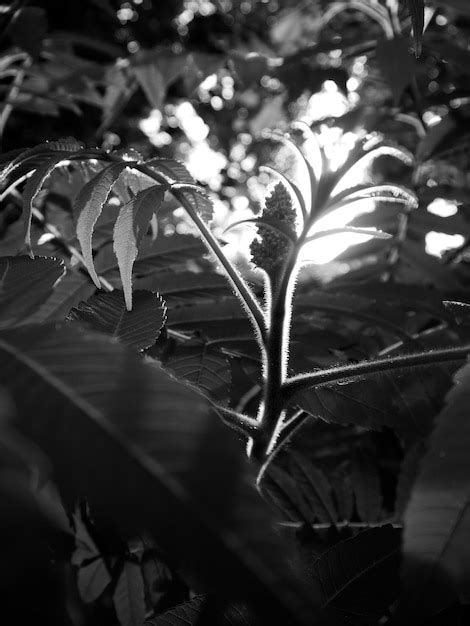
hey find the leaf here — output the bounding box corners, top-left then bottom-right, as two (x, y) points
(294, 361), (457, 438)
(147, 594), (257, 626)
(146, 158), (195, 185)
(401, 360), (470, 620)
(0, 139), (85, 185)
(25, 269), (96, 324)
(22, 153), (71, 254)
(113, 561), (146, 626)
(406, 0), (425, 56)
(225, 217), (297, 244)
(351, 453), (382, 523)
(0, 325), (316, 624)
(75, 162), (130, 288)
(166, 341), (231, 403)
(68, 290), (167, 351)
(287, 452), (338, 524)
(96, 233), (207, 282)
(0, 256), (65, 328)
(136, 271), (230, 305)
(328, 183), (418, 212)
(78, 558), (112, 603)
(309, 525), (401, 618)
(131, 51), (186, 112)
(306, 227), (391, 243)
(113, 185), (166, 310)
(174, 185), (214, 222)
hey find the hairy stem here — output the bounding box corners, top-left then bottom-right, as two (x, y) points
(282, 345), (470, 402)
(250, 231), (306, 460)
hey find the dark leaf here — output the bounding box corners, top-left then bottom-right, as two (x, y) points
(78, 558), (112, 604)
(147, 594), (257, 626)
(400, 360), (470, 620)
(0, 256), (65, 328)
(96, 233), (207, 281)
(68, 290), (167, 351)
(166, 341), (231, 403)
(0, 325), (315, 624)
(113, 561), (146, 626)
(309, 525), (401, 618)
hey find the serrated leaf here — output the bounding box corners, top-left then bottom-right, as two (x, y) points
(407, 0), (425, 56)
(0, 139), (84, 185)
(288, 452), (337, 524)
(174, 185), (214, 221)
(147, 594), (257, 626)
(75, 162), (130, 289)
(258, 463), (312, 523)
(113, 561), (146, 626)
(0, 325), (316, 624)
(400, 360), (470, 619)
(22, 153), (72, 254)
(0, 256), (65, 328)
(166, 341), (231, 403)
(68, 290), (167, 351)
(309, 525), (401, 617)
(113, 185), (166, 310)
(78, 558), (112, 604)
(293, 361), (455, 438)
(146, 158), (195, 185)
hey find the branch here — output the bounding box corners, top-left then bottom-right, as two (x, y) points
(213, 405), (261, 439)
(282, 345), (470, 402)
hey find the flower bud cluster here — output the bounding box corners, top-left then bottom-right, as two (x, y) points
(250, 182), (296, 273)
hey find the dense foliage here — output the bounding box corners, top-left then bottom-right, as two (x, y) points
(2, 1), (470, 625)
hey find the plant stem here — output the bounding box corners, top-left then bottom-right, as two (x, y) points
(282, 345), (470, 402)
(250, 231), (306, 460)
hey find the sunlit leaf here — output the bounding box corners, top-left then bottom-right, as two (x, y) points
(112, 185), (166, 310)
(75, 162), (130, 288)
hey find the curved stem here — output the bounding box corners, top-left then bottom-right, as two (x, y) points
(282, 345), (470, 403)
